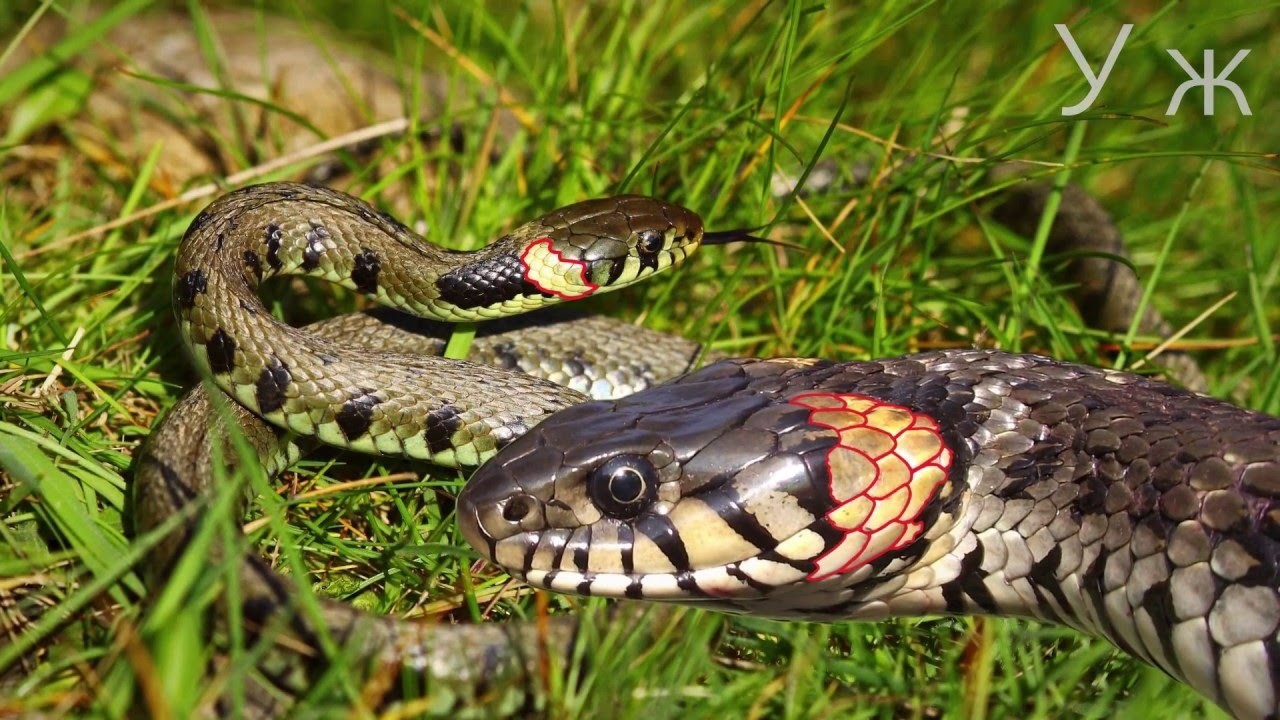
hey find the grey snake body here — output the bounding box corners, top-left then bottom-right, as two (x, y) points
(462, 349), (1280, 719)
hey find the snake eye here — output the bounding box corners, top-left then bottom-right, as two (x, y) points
(637, 230), (664, 255)
(588, 455), (658, 519)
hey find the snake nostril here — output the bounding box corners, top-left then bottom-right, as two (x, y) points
(502, 494), (536, 524)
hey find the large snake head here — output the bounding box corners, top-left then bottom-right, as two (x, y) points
(458, 358), (963, 616)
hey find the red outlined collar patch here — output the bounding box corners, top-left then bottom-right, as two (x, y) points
(790, 392), (953, 581)
(520, 237), (599, 301)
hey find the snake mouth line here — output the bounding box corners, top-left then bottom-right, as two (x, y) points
(492, 528), (819, 603)
(520, 567), (768, 602)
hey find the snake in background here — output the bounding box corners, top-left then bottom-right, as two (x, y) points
(133, 176), (1278, 718)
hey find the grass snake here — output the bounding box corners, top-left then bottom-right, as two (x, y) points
(133, 182), (752, 713)
(134, 178), (1275, 718)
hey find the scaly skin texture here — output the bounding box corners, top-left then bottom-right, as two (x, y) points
(136, 183), (719, 714)
(174, 182), (704, 466)
(460, 350), (1280, 720)
(133, 309), (710, 716)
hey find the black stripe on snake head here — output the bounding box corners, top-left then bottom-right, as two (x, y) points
(423, 404), (465, 456)
(604, 257), (626, 285)
(205, 329), (236, 375)
(337, 391), (382, 441)
(255, 357), (291, 414)
(302, 223), (330, 271)
(265, 224), (284, 270)
(351, 248), (381, 296)
(177, 269), (207, 309)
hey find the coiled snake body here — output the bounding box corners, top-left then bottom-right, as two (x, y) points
(134, 183), (743, 713)
(171, 182), (707, 466)
(460, 350), (1280, 719)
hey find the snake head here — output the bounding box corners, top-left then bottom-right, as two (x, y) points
(508, 195), (706, 302)
(458, 358), (961, 616)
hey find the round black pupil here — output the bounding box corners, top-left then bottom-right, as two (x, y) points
(640, 231), (662, 252)
(609, 468), (644, 503)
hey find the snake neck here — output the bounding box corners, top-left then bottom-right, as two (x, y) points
(177, 182), (564, 322)
(802, 350), (1280, 714)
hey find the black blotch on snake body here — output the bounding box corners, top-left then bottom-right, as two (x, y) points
(265, 224), (284, 270)
(1029, 543), (1071, 617)
(243, 250), (263, 282)
(143, 456), (198, 504)
(423, 404), (464, 456)
(953, 541), (998, 614)
(337, 391), (382, 441)
(214, 232), (226, 252)
(675, 570), (699, 593)
(206, 329), (237, 375)
(351, 248), (381, 295)
(436, 253), (553, 310)
(177, 269), (207, 309)
(255, 357), (291, 414)
(187, 206), (216, 235)
(489, 342), (521, 370)
(302, 223), (329, 271)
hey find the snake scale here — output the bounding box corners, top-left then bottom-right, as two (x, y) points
(134, 177), (1278, 718)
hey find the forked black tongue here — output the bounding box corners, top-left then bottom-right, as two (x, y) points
(702, 227), (806, 252)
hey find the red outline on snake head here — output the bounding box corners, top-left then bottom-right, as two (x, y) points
(790, 392), (953, 582)
(519, 237), (599, 301)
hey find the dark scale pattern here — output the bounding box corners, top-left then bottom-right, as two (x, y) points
(301, 223), (329, 271)
(423, 404), (465, 456)
(435, 252), (551, 310)
(350, 248), (381, 295)
(205, 328), (237, 375)
(336, 391), (382, 441)
(187, 206), (216, 235)
(177, 268), (207, 309)
(264, 224), (284, 270)
(242, 250), (263, 282)
(255, 357), (290, 414)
